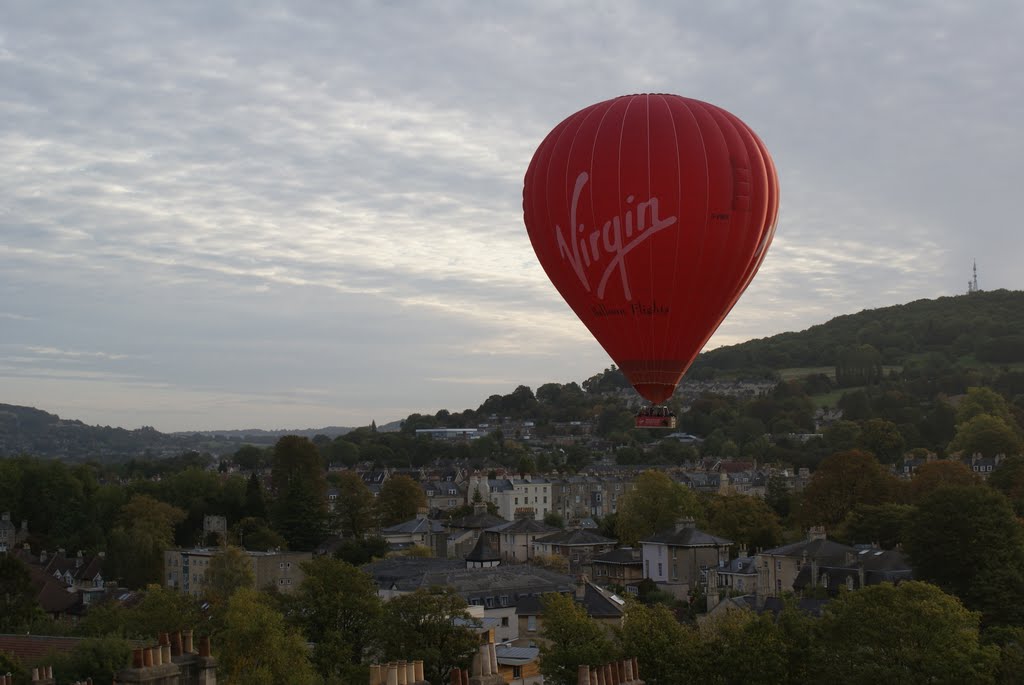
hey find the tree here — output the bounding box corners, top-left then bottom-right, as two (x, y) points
(233, 444), (265, 471)
(234, 517), (287, 552)
(798, 450), (898, 528)
(704, 493), (783, 552)
(698, 610), (789, 684)
(834, 503), (915, 549)
(811, 581), (997, 684)
(271, 436), (329, 551)
(956, 387), (1017, 426)
(106, 495), (186, 588)
(121, 585), (203, 640)
(539, 592), (616, 685)
(764, 474), (793, 520)
(48, 636), (134, 685)
(378, 588), (479, 685)
(948, 414), (1022, 459)
(616, 470), (702, 544)
(333, 471), (376, 539)
(857, 418), (906, 463)
(989, 455), (1024, 514)
(909, 460), (979, 502)
(376, 475), (427, 527)
(0, 553), (42, 632)
(616, 601), (700, 685)
(906, 485), (1024, 626)
(204, 547), (255, 606)
(243, 473), (267, 520)
(216, 588), (318, 685)
(284, 557), (382, 683)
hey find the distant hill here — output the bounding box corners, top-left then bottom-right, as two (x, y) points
(4, 290), (1021, 460)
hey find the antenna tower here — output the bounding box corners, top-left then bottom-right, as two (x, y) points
(967, 260), (979, 294)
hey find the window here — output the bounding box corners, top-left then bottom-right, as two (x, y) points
(657, 563), (663, 576)
(500, 595), (509, 606)
(502, 617), (509, 627)
(527, 616), (537, 632)
(513, 666), (523, 678)
(776, 561), (782, 570)
(485, 597), (495, 608)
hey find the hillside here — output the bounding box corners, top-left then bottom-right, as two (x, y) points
(692, 289), (1024, 375)
(3, 290), (1021, 461)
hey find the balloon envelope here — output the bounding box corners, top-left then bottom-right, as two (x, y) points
(523, 94), (779, 403)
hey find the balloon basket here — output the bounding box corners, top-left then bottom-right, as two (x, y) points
(635, 413), (677, 429)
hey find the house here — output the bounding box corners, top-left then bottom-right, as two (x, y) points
(362, 556), (576, 644)
(591, 547), (644, 593)
(639, 519), (731, 598)
(708, 552), (759, 595)
(532, 529), (616, 576)
(755, 527), (855, 597)
(446, 505), (508, 560)
(7, 547), (108, 619)
(468, 476), (554, 523)
(792, 546), (914, 595)
(515, 578), (624, 648)
(381, 514), (446, 554)
(484, 518), (560, 563)
(163, 547), (311, 597)
(0, 511), (28, 553)
(423, 480), (466, 515)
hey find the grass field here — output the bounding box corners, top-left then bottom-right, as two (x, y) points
(778, 365), (903, 381)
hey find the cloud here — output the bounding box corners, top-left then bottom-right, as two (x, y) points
(0, 1), (1021, 430)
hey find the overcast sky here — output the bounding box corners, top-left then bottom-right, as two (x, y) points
(1, 1), (1021, 432)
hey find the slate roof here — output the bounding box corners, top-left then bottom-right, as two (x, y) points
(362, 557), (575, 604)
(485, 518), (559, 535)
(591, 548), (642, 565)
(760, 537), (855, 563)
(495, 645), (539, 666)
(382, 517), (446, 535)
(718, 556), (758, 575)
(640, 526), (732, 548)
(448, 511), (508, 530)
(534, 529), (616, 547)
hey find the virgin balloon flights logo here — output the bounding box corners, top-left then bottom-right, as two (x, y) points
(555, 171), (677, 301)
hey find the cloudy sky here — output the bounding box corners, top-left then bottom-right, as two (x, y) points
(1, 1), (1021, 432)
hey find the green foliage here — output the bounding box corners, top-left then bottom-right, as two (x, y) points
(810, 581), (998, 684)
(615, 470), (702, 544)
(616, 601), (700, 685)
(834, 503), (915, 548)
(332, 471), (376, 538)
(798, 450), (899, 528)
(378, 588), (478, 685)
(699, 611), (790, 684)
(215, 588), (318, 685)
(539, 592), (616, 685)
(704, 493), (783, 552)
(204, 546), (255, 605)
(0, 554), (42, 632)
(334, 536), (390, 566)
(949, 414), (1022, 459)
(283, 557), (382, 683)
(106, 494), (186, 588)
(906, 485), (1024, 627)
(376, 475), (427, 527)
(46, 636), (134, 685)
(271, 436), (329, 551)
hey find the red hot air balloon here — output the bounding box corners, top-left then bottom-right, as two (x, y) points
(523, 94), (779, 408)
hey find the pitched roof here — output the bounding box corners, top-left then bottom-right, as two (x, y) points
(640, 525), (731, 547)
(448, 511), (508, 530)
(760, 537), (855, 563)
(591, 548), (642, 565)
(486, 518), (559, 535)
(362, 557), (575, 599)
(382, 517), (445, 535)
(465, 534), (500, 563)
(534, 529), (616, 547)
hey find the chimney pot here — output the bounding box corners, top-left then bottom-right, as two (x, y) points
(370, 664), (382, 685)
(450, 667), (460, 685)
(405, 660), (415, 683)
(577, 664), (591, 685)
(132, 648), (144, 669)
(386, 663), (399, 685)
(143, 647), (154, 668)
(397, 660), (408, 685)
(199, 635), (211, 657)
(31, 668), (39, 682)
(162, 643), (171, 664)
(183, 629), (194, 654)
(171, 631), (182, 656)
(414, 660), (424, 681)
(153, 643), (163, 666)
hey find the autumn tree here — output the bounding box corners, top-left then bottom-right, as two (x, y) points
(834, 503), (915, 549)
(333, 471), (376, 538)
(216, 588), (318, 685)
(989, 455), (1024, 514)
(376, 475), (427, 527)
(698, 611), (790, 684)
(909, 460), (979, 502)
(857, 418), (906, 462)
(616, 470), (702, 544)
(798, 450), (899, 528)
(539, 592), (616, 685)
(810, 581), (998, 683)
(378, 588), (479, 685)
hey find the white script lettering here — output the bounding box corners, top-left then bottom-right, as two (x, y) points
(555, 172), (677, 300)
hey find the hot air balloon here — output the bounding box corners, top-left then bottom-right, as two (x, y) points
(522, 94), (778, 427)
